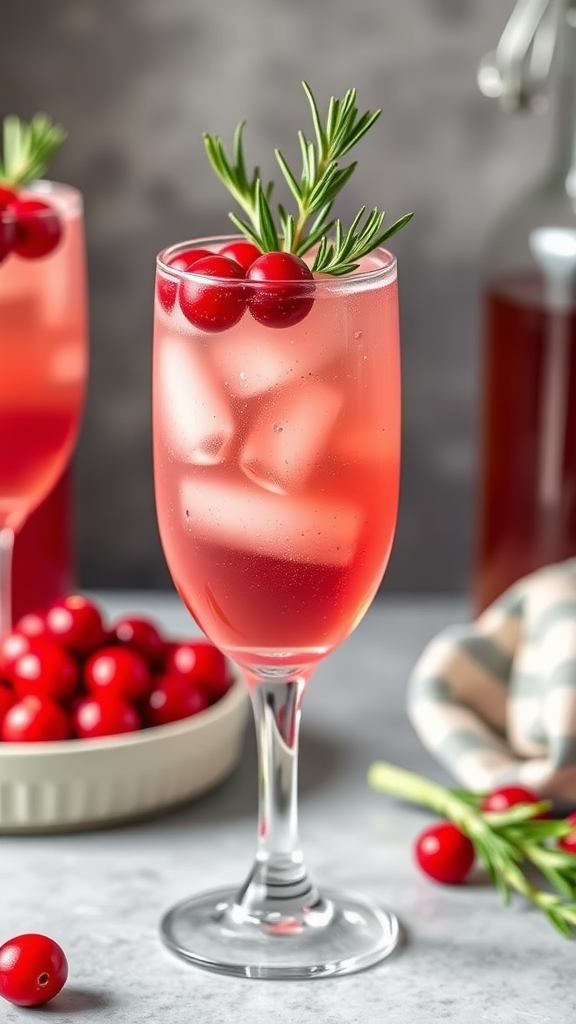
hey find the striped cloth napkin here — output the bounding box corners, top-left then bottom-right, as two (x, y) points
(407, 559), (576, 802)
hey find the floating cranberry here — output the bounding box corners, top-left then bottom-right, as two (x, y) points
(0, 683), (15, 729)
(14, 612), (49, 640)
(0, 933), (68, 1006)
(73, 694), (141, 739)
(2, 695), (71, 743)
(8, 638), (79, 701)
(179, 254), (247, 332)
(247, 251), (315, 328)
(9, 198), (62, 259)
(112, 616), (167, 669)
(219, 240), (261, 271)
(0, 631), (33, 675)
(85, 646), (152, 703)
(157, 247), (213, 313)
(144, 675), (209, 728)
(45, 595), (107, 658)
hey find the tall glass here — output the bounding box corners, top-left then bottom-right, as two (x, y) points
(153, 236), (401, 979)
(0, 182), (88, 637)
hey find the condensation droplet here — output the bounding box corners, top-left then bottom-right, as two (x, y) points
(354, 330), (363, 340)
(273, 422), (284, 433)
(239, 371), (246, 380)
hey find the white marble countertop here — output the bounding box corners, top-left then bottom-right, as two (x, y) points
(2, 592), (574, 1024)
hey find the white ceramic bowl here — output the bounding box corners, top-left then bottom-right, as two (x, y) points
(0, 674), (248, 833)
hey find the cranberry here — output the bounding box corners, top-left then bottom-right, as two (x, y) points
(73, 693), (141, 739)
(112, 616), (167, 669)
(166, 640), (231, 700)
(144, 675), (209, 728)
(0, 933), (68, 1007)
(558, 810), (576, 853)
(44, 594), (106, 658)
(0, 187), (17, 263)
(8, 638), (79, 701)
(85, 646), (153, 702)
(414, 821), (475, 884)
(219, 240), (261, 272)
(0, 631), (33, 675)
(0, 683), (15, 728)
(247, 252), (315, 328)
(9, 198), (62, 259)
(179, 254), (247, 332)
(481, 785), (549, 819)
(2, 695), (71, 743)
(0, 186), (17, 209)
(14, 611), (48, 640)
(157, 247), (213, 313)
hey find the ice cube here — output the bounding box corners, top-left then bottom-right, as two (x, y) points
(209, 300), (343, 397)
(240, 380), (342, 494)
(180, 477), (360, 567)
(155, 333), (234, 465)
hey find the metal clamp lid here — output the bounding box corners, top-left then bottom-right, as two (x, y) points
(478, 0), (565, 112)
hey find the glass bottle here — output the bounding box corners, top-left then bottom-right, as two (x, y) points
(474, 0), (576, 612)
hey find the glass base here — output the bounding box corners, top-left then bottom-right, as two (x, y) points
(160, 886), (400, 979)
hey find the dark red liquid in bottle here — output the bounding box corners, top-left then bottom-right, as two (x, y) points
(474, 272), (576, 612)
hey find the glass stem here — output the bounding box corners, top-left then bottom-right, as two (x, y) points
(233, 670), (323, 925)
(0, 527), (14, 642)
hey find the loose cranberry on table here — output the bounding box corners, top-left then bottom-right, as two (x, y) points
(8, 638), (79, 702)
(558, 811), (576, 854)
(480, 785), (549, 819)
(166, 640), (231, 700)
(85, 646), (153, 703)
(0, 933), (68, 1007)
(1, 695), (71, 743)
(179, 254), (247, 332)
(157, 247), (213, 313)
(73, 693), (141, 739)
(219, 240), (261, 271)
(44, 594), (107, 658)
(414, 821), (475, 885)
(144, 675), (210, 728)
(8, 198), (62, 259)
(112, 616), (167, 670)
(247, 251), (315, 328)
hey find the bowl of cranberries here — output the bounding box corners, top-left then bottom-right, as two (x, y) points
(0, 595), (247, 832)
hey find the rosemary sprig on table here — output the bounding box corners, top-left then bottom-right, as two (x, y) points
(368, 761), (576, 937)
(0, 114), (66, 187)
(203, 83), (412, 275)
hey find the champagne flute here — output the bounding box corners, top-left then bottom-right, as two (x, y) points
(153, 235), (401, 979)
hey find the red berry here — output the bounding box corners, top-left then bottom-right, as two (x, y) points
(247, 251), (315, 328)
(0, 188), (17, 264)
(9, 198), (62, 259)
(85, 646), (152, 702)
(45, 595), (107, 658)
(179, 254), (247, 332)
(144, 675), (209, 728)
(0, 683), (15, 728)
(558, 810), (576, 853)
(0, 933), (68, 1006)
(219, 240), (261, 272)
(0, 186), (17, 210)
(166, 640), (231, 700)
(414, 821), (475, 884)
(14, 612), (49, 640)
(157, 248), (213, 313)
(481, 785), (548, 819)
(0, 631), (33, 675)
(2, 695), (71, 743)
(112, 616), (167, 669)
(8, 639), (79, 701)
(73, 693), (140, 739)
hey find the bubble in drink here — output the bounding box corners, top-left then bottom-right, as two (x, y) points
(180, 477), (360, 567)
(156, 333), (234, 464)
(240, 380), (343, 494)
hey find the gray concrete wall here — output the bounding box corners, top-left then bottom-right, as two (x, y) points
(0, 0), (551, 591)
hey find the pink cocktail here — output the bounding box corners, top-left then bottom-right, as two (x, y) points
(0, 182), (88, 634)
(153, 236), (401, 978)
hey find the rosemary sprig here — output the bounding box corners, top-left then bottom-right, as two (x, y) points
(368, 761), (576, 938)
(0, 114), (67, 187)
(203, 83), (412, 275)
